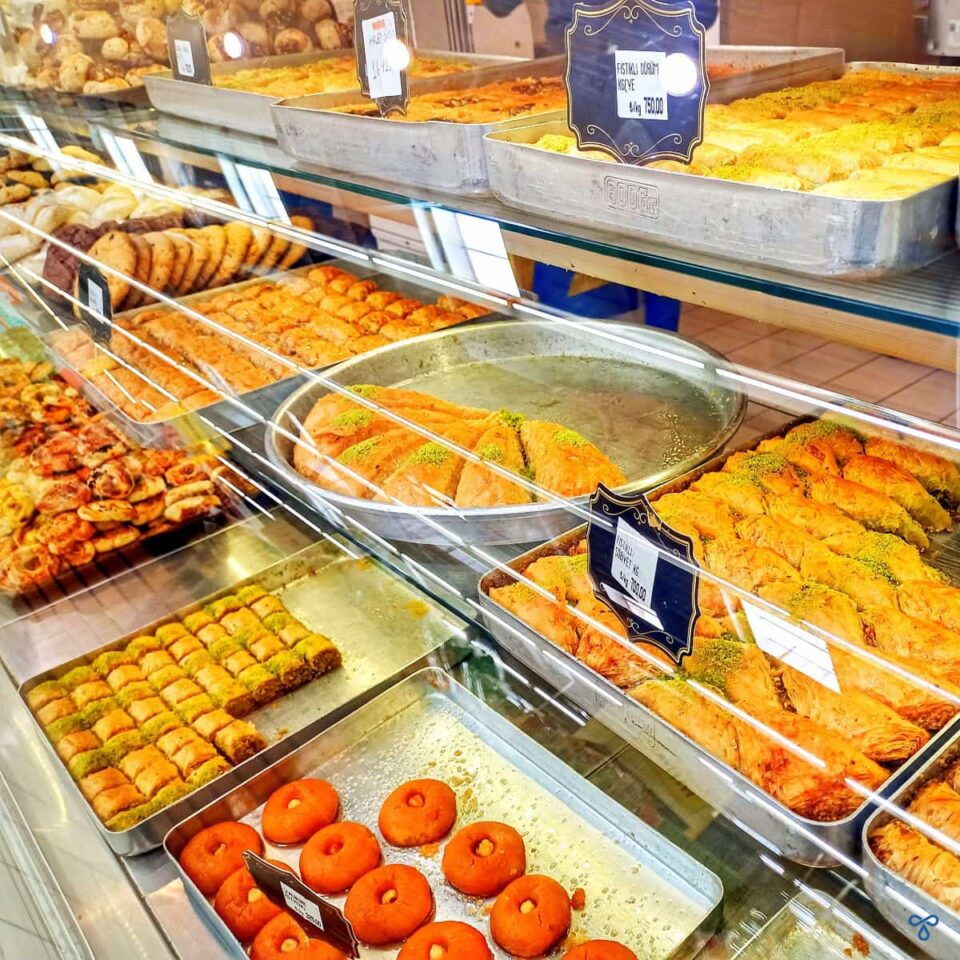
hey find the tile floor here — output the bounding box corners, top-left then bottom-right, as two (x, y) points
(676, 305), (960, 431)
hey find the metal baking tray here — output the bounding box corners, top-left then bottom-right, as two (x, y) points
(478, 418), (960, 866)
(863, 737), (960, 959)
(164, 666), (724, 960)
(145, 50), (517, 139)
(485, 62), (960, 278)
(272, 56), (566, 193)
(737, 889), (903, 959)
(264, 317), (745, 546)
(1, 82), (150, 109)
(45, 259), (494, 449)
(706, 46), (844, 104)
(19, 537), (470, 856)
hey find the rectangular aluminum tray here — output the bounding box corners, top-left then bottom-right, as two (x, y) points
(478, 418), (960, 866)
(164, 667), (724, 960)
(485, 61), (960, 278)
(736, 890), (902, 959)
(45, 259), (493, 449)
(145, 50), (517, 139)
(19, 537), (470, 856)
(272, 56), (566, 193)
(862, 737), (960, 959)
(705, 46), (844, 104)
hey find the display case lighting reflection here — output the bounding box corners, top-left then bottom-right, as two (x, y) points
(663, 52), (698, 96)
(39, 23), (54, 45)
(223, 30), (244, 59)
(383, 38), (411, 71)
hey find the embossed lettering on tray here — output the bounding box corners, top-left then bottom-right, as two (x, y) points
(603, 175), (660, 218)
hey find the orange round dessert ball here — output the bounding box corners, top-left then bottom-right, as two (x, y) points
(490, 875), (571, 958)
(301, 821), (381, 894)
(262, 779), (340, 845)
(563, 942), (638, 960)
(379, 778), (457, 846)
(214, 860), (293, 943)
(251, 912), (347, 960)
(179, 821), (264, 896)
(398, 921), (493, 960)
(344, 863), (433, 945)
(442, 821), (526, 897)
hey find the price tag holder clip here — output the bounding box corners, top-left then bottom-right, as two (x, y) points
(245, 853), (360, 957)
(565, 0), (709, 165)
(354, 0), (412, 116)
(586, 484), (701, 664)
(167, 11), (212, 86)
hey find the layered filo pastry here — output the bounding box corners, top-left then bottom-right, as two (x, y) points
(491, 417), (960, 822)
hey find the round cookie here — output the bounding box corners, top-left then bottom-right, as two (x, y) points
(398, 921), (493, 960)
(175, 229), (209, 296)
(143, 231), (175, 295)
(277, 215), (314, 271)
(121, 233), (153, 310)
(261, 778), (339, 845)
(195, 224), (227, 289)
(214, 860), (293, 943)
(179, 821), (264, 896)
(562, 942), (638, 960)
(490, 876), (571, 958)
(344, 864), (433, 945)
(86, 230), (135, 309)
(442, 822), (526, 897)
(243, 223), (273, 277)
(166, 231), (192, 292)
(301, 821), (381, 894)
(209, 221), (252, 288)
(379, 778), (456, 847)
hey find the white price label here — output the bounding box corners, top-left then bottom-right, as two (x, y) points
(281, 882), (325, 930)
(362, 11), (402, 99)
(615, 51), (668, 121)
(606, 518), (664, 629)
(742, 600), (840, 694)
(175, 38), (195, 79)
(86, 277), (104, 318)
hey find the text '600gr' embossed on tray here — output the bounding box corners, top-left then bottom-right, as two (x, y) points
(603, 176), (660, 219)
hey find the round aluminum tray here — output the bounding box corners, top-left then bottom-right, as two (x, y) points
(266, 318), (746, 545)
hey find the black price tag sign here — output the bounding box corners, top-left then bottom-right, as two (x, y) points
(354, 0), (412, 116)
(167, 11), (211, 85)
(565, 0), (709, 164)
(77, 262), (112, 343)
(587, 485), (701, 664)
(244, 853), (360, 958)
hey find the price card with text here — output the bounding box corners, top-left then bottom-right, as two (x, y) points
(565, 0), (709, 164)
(167, 11), (211, 85)
(586, 485), (701, 664)
(355, 0), (411, 115)
(76, 262), (112, 344)
(245, 854), (360, 957)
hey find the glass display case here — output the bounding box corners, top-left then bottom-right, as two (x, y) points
(0, 3), (957, 959)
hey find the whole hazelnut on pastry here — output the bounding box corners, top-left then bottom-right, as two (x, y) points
(58, 52), (95, 92)
(134, 16), (169, 62)
(273, 26), (312, 54)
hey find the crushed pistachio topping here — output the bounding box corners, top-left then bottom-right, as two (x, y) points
(331, 409), (374, 429)
(340, 437), (381, 464)
(407, 443), (451, 467)
(554, 428), (589, 448)
(477, 443), (504, 463)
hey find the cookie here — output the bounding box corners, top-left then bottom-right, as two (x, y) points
(256, 225), (289, 275)
(276, 215), (313, 271)
(86, 230), (135, 309)
(167, 232), (191, 292)
(0, 183), (32, 206)
(176, 229), (209, 295)
(242, 223), (273, 277)
(144, 232), (175, 295)
(209, 222), (252, 288)
(121, 234), (153, 310)
(194, 225), (226, 290)
(5, 170), (47, 190)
